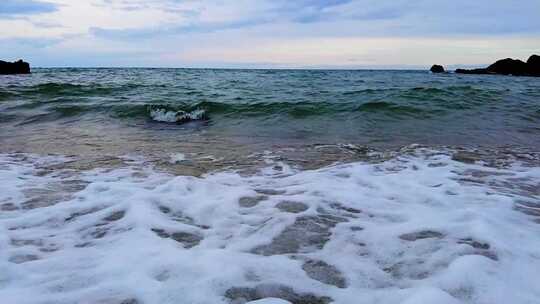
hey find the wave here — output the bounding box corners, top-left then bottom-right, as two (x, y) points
(20, 83), (118, 97)
(0, 80), (524, 125)
(1, 148), (539, 303)
(4, 82), (161, 98)
(140, 102), (351, 121)
(356, 101), (419, 111)
(6, 82), (505, 101)
(128, 101), (440, 120)
(149, 107), (207, 123)
(0, 91), (16, 101)
(0, 98), (518, 125)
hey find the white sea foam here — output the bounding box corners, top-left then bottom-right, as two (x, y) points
(149, 108), (178, 122)
(0, 149), (539, 304)
(178, 108), (206, 121)
(150, 108), (206, 123)
(169, 153), (186, 164)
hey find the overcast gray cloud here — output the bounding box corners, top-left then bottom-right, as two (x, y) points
(1, 0), (539, 67)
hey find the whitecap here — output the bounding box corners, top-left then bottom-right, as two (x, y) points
(149, 108), (178, 123)
(169, 153), (186, 164)
(149, 108), (206, 123)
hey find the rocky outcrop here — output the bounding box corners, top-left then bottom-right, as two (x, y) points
(456, 55), (540, 77)
(486, 58), (529, 75)
(0, 60), (30, 75)
(430, 65), (445, 73)
(527, 55), (540, 76)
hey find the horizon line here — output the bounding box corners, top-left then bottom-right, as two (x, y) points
(28, 65), (483, 71)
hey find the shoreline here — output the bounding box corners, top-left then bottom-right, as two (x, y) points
(1, 145), (539, 303)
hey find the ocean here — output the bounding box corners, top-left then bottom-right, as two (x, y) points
(1, 68), (539, 304)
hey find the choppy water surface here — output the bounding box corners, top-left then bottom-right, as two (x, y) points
(1, 69), (540, 304)
(1, 69), (540, 164)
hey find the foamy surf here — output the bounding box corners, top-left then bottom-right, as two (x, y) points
(0, 148), (539, 304)
(169, 153), (187, 164)
(149, 108), (207, 123)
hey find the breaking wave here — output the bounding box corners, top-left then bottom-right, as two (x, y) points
(149, 107), (207, 123)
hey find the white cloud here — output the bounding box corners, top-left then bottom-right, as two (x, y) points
(1, 0), (539, 67)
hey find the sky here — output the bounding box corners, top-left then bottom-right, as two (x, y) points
(1, 0), (540, 68)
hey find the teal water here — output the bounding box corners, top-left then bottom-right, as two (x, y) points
(2, 69), (540, 304)
(1, 68), (539, 169)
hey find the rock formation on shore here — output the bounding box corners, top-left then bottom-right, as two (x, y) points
(527, 55), (540, 76)
(455, 55), (540, 77)
(430, 65), (445, 73)
(0, 60), (31, 75)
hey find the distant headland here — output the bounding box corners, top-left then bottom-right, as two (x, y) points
(0, 60), (31, 75)
(432, 54), (540, 77)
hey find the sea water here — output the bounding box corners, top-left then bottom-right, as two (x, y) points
(1, 69), (540, 304)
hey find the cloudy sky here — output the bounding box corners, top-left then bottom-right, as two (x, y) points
(1, 0), (540, 68)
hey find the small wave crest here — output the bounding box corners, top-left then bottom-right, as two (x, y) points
(149, 107), (207, 123)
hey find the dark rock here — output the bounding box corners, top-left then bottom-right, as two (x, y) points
(486, 58), (528, 75)
(430, 65), (445, 73)
(527, 55), (540, 76)
(0, 59), (31, 75)
(455, 54), (540, 77)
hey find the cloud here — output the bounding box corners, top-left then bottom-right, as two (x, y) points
(0, 36), (62, 48)
(96, 0), (200, 16)
(0, 0), (58, 17)
(2, 0), (540, 67)
(87, 0), (540, 40)
(90, 19), (270, 40)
